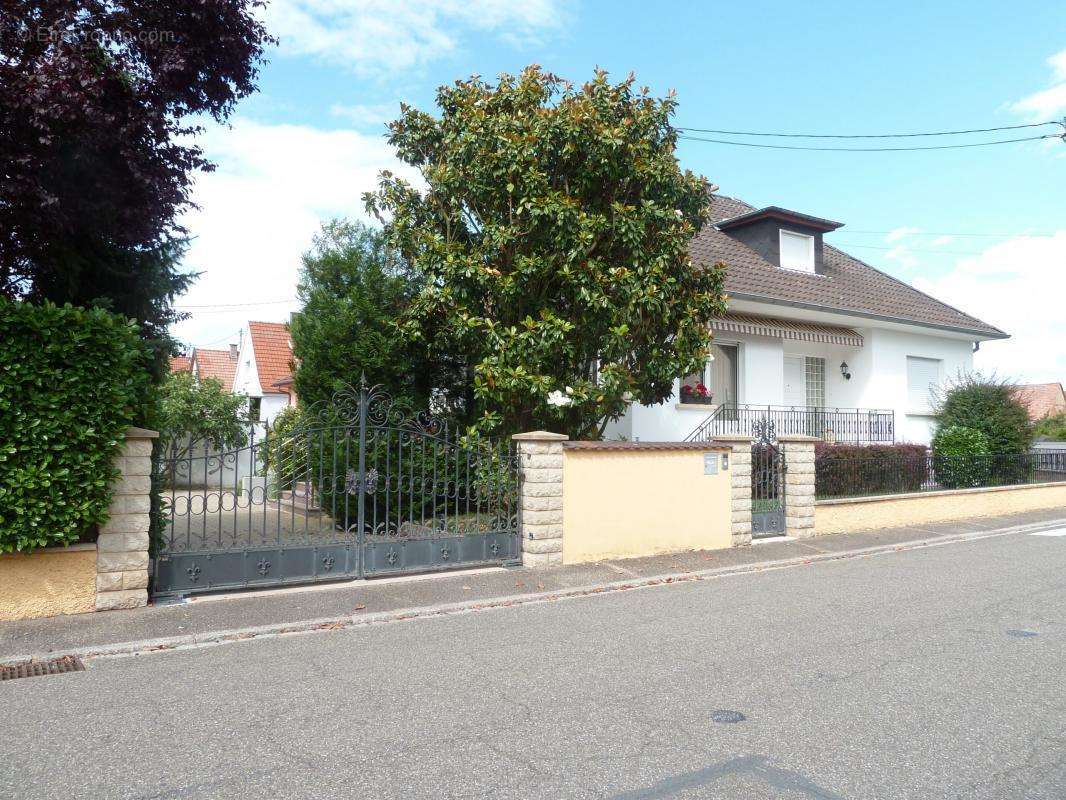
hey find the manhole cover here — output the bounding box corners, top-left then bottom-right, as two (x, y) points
(1007, 629), (1039, 638)
(711, 710), (746, 724)
(0, 656), (85, 681)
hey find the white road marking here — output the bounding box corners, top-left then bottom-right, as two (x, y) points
(1029, 528), (1066, 537)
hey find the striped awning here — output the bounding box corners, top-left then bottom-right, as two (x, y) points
(712, 313), (863, 348)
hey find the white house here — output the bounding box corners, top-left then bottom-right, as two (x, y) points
(604, 195), (1007, 446)
(231, 321), (297, 427)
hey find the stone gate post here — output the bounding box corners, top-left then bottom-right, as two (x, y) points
(712, 435), (754, 547)
(95, 427), (158, 611)
(778, 435), (817, 539)
(512, 431), (568, 566)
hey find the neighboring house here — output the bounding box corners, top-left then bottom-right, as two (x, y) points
(604, 194), (1007, 446)
(231, 321), (297, 426)
(169, 354), (192, 374)
(1013, 383), (1066, 421)
(189, 346), (238, 392)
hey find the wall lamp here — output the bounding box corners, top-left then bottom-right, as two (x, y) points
(840, 361), (852, 380)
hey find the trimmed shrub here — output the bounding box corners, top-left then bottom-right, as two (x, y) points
(936, 373), (1032, 454)
(815, 443), (930, 498)
(932, 425), (993, 489)
(0, 300), (152, 553)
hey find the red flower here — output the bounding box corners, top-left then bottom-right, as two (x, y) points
(695, 382), (709, 397)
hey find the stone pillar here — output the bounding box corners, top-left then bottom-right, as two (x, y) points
(779, 435), (817, 539)
(96, 427), (158, 611)
(714, 435), (753, 547)
(512, 431), (568, 567)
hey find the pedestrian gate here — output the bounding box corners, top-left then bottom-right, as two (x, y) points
(154, 383), (519, 598)
(751, 419), (786, 537)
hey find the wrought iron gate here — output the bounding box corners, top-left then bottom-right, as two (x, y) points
(751, 420), (786, 537)
(154, 383), (519, 599)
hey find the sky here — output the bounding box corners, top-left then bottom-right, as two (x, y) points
(172, 0), (1066, 385)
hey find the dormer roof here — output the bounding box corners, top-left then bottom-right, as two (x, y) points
(716, 205), (843, 234)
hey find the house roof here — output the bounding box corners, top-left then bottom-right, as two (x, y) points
(247, 321), (294, 396)
(192, 348), (237, 392)
(690, 194), (1007, 339)
(169, 355), (191, 374)
(1012, 382), (1066, 421)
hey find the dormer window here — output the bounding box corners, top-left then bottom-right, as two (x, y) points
(780, 229), (815, 273)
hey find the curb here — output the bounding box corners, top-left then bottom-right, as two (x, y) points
(2, 517), (1063, 668)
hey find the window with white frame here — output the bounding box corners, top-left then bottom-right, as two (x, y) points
(779, 229), (815, 272)
(906, 356), (941, 412)
(680, 343), (738, 405)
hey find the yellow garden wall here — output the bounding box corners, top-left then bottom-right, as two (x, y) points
(816, 482), (1066, 534)
(562, 444), (732, 563)
(0, 544), (97, 621)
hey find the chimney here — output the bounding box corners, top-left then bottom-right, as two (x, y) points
(229, 343), (238, 359)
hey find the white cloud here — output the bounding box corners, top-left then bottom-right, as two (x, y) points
(171, 119), (422, 348)
(1010, 48), (1066, 118)
(885, 226), (921, 243)
(263, 0), (567, 74)
(929, 235), (954, 247)
(913, 232), (1066, 384)
(329, 102), (400, 129)
(884, 244), (918, 270)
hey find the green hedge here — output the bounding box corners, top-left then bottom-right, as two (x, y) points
(0, 300), (152, 553)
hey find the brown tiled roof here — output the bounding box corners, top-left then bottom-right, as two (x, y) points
(690, 194), (1007, 338)
(248, 321), (295, 396)
(192, 348), (237, 392)
(169, 355), (191, 374)
(1013, 383), (1066, 421)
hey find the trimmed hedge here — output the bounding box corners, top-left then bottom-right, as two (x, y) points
(0, 300), (152, 553)
(815, 443), (930, 498)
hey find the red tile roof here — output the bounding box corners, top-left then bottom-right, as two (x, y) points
(192, 348), (237, 392)
(1013, 383), (1066, 421)
(169, 355), (191, 374)
(248, 321), (295, 397)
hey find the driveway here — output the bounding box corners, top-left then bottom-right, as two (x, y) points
(2, 527), (1065, 799)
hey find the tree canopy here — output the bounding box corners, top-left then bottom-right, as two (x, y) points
(365, 66), (726, 438)
(158, 371), (249, 456)
(0, 1), (273, 372)
(289, 220), (469, 414)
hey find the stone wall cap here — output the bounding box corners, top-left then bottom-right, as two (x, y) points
(564, 440), (730, 452)
(126, 426), (160, 439)
(512, 431), (569, 441)
(776, 435), (820, 442)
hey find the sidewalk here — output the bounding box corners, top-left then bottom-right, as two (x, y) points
(2, 507), (1064, 664)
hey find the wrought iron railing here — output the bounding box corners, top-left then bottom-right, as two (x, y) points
(684, 404), (895, 443)
(816, 451), (1066, 499)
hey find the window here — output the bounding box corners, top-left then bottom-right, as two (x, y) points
(780, 229), (815, 272)
(680, 343), (738, 405)
(805, 357), (825, 407)
(248, 396), (262, 423)
(906, 357), (941, 412)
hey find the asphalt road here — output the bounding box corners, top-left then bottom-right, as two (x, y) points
(3, 528), (1065, 799)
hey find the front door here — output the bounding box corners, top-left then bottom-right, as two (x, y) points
(783, 355), (806, 407)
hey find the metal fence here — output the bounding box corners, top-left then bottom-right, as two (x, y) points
(686, 404), (895, 444)
(816, 451), (1066, 500)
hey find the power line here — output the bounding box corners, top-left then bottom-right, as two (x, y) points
(175, 298), (296, 309)
(834, 229), (1057, 238)
(676, 120), (1062, 139)
(679, 133), (1060, 152)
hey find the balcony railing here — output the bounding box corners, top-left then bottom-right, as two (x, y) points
(684, 404), (895, 444)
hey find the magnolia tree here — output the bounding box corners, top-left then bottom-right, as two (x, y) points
(365, 66), (726, 438)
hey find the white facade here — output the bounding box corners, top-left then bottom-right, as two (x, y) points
(231, 326), (294, 428)
(604, 299), (980, 446)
